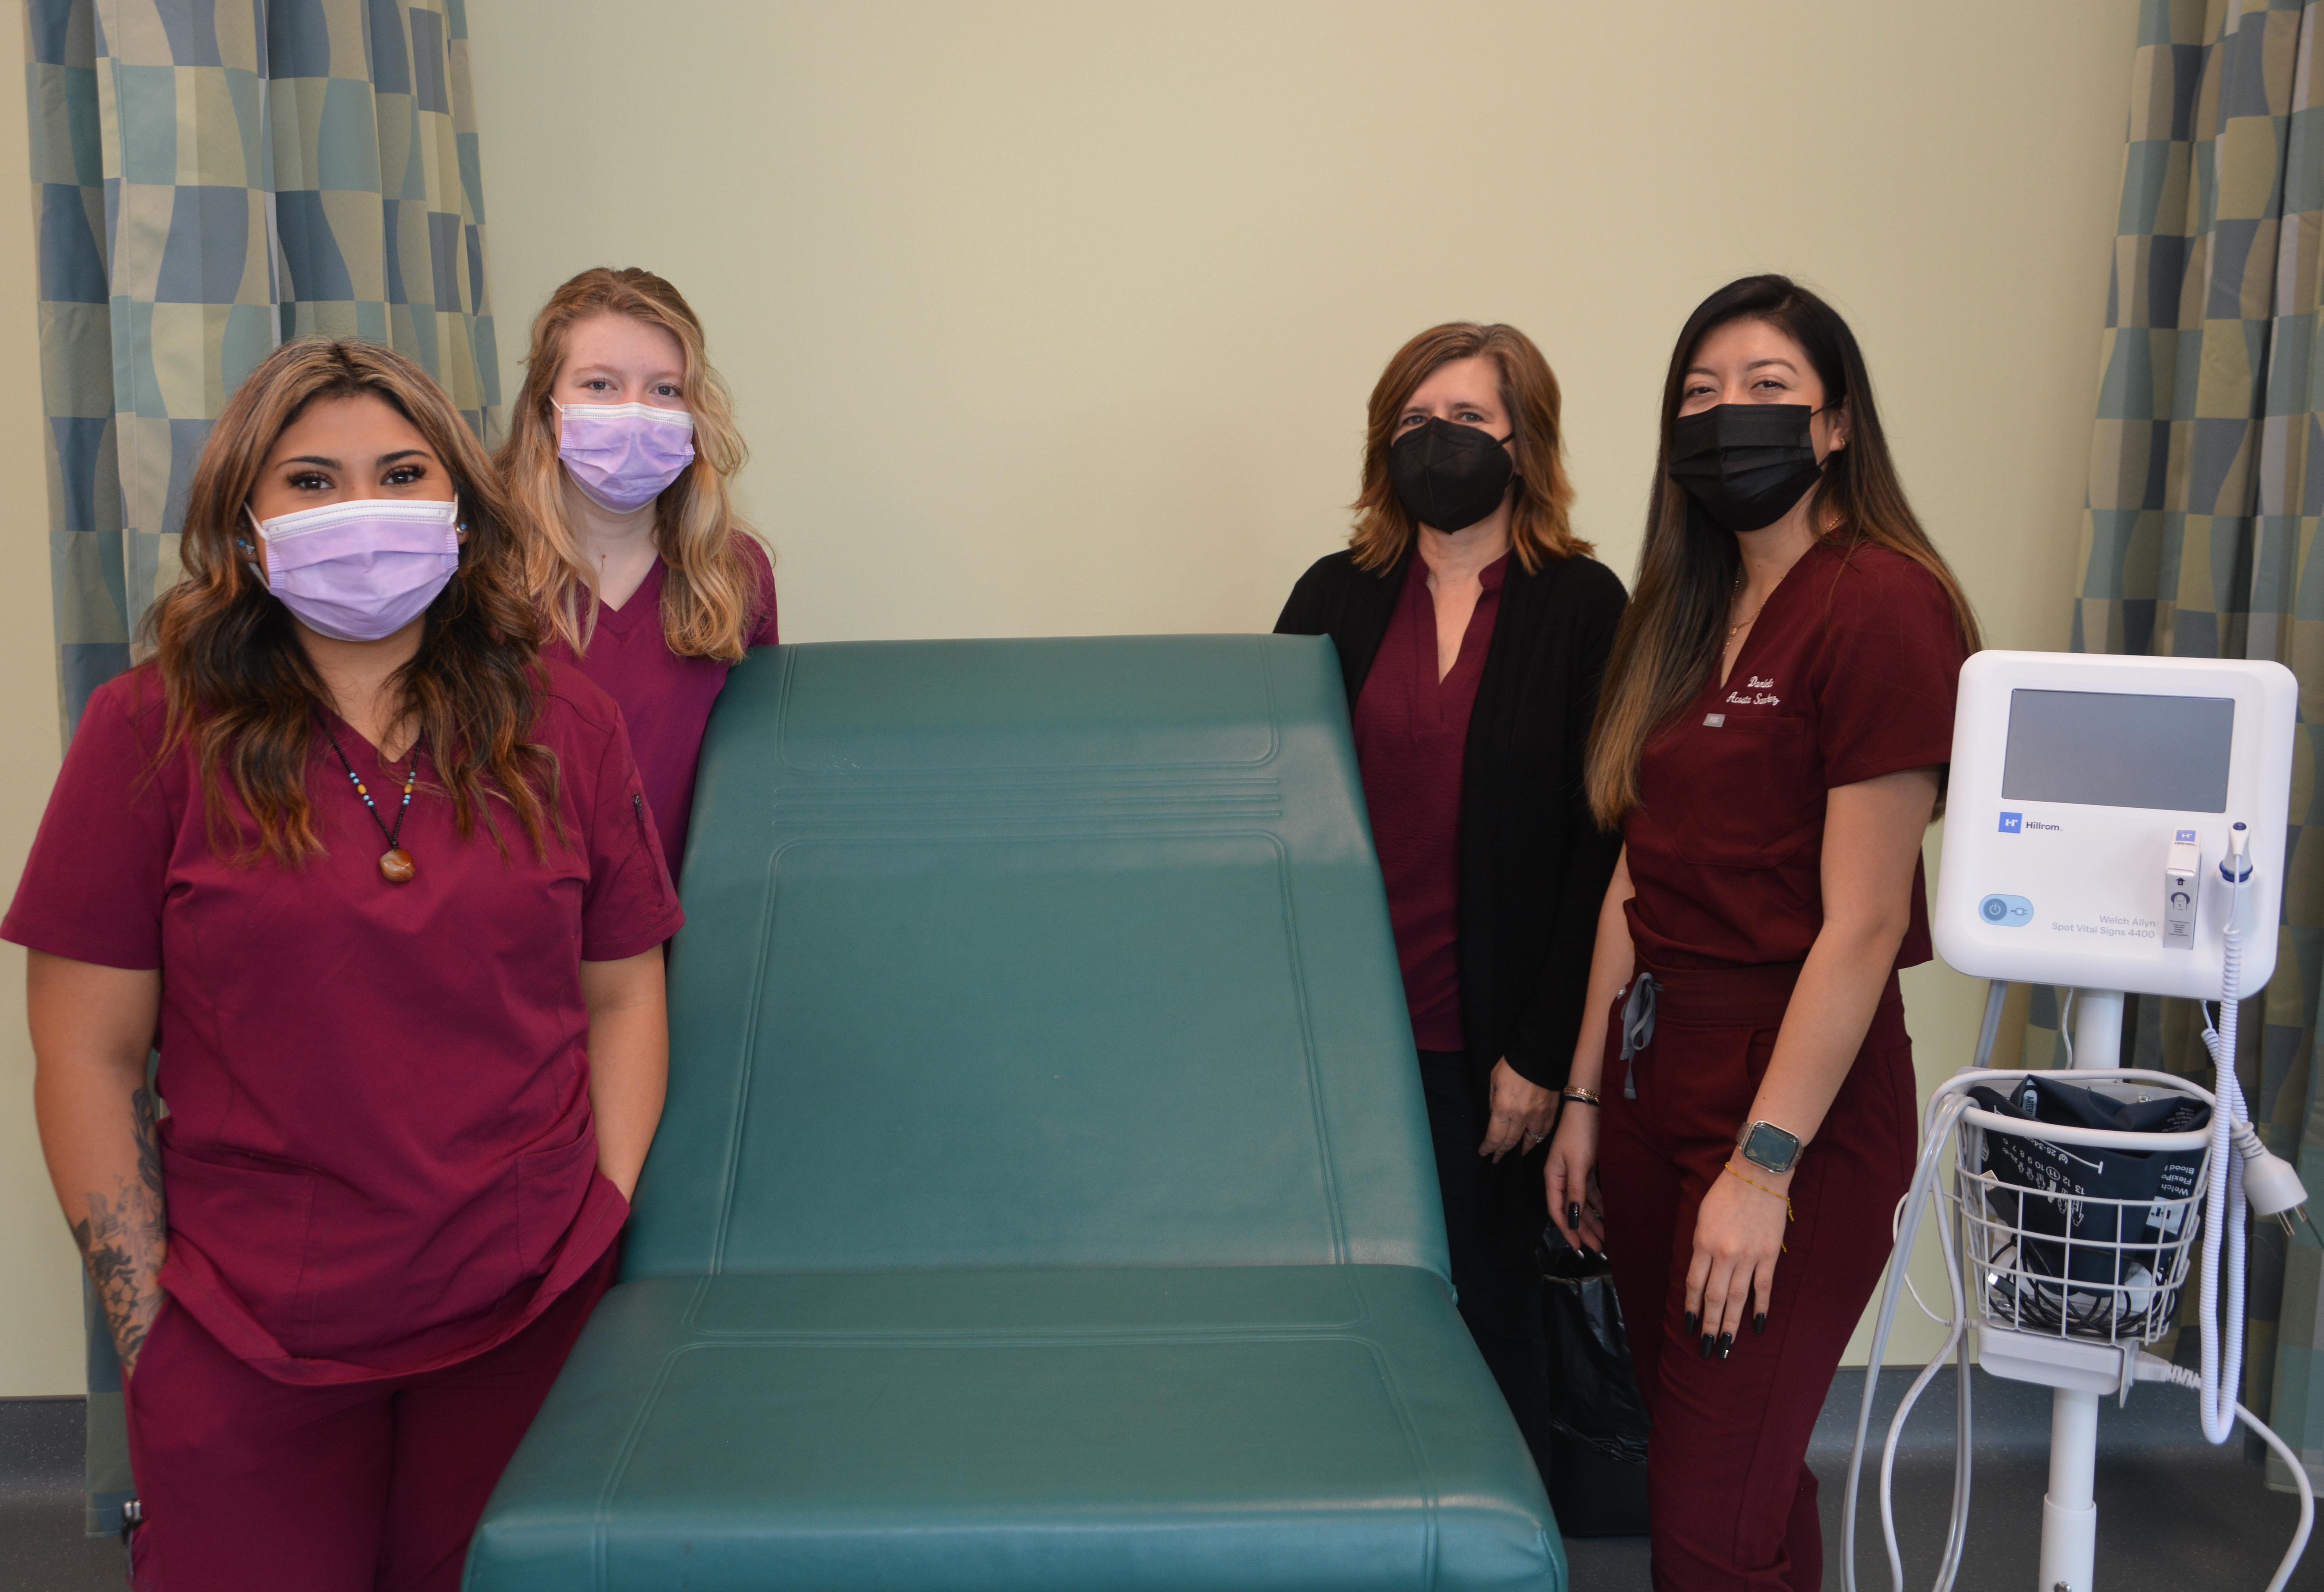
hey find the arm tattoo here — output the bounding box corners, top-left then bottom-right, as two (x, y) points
(70, 1088), (167, 1376)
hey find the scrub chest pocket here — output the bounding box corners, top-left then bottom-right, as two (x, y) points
(1668, 714), (1820, 869)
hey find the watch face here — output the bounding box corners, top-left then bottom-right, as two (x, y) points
(1742, 1121), (1801, 1173)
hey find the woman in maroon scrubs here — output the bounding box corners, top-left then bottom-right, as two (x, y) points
(14, 340), (681, 1590)
(1276, 322), (1626, 1476)
(497, 267), (778, 872)
(1544, 276), (1978, 1591)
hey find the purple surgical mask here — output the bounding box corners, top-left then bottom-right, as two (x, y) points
(555, 401), (696, 512)
(250, 496), (461, 642)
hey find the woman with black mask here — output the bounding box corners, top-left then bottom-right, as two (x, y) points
(1545, 276), (1979, 1590)
(1275, 322), (1626, 1475)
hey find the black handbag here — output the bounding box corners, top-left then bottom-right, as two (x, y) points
(1537, 1227), (1650, 1535)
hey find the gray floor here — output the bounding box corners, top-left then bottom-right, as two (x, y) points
(2, 1372), (2316, 1590)
(1568, 1366), (2322, 1592)
(0, 1399), (122, 1591)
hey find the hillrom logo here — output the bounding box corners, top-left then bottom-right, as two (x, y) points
(1999, 812), (2023, 834)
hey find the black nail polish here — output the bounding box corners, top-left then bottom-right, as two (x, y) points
(1754, 1312), (1767, 1336)
(1698, 1333), (1714, 1359)
(1683, 1311), (1700, 1336)
(1718, 1332), (1734, 1360)
(1568, 1202), (1582, 1229)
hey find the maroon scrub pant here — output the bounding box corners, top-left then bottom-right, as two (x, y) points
(122, 1246), (617, 1592)
(1596, 962), (1916, 1592)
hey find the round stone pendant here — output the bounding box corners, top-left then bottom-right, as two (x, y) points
(379, 848), (415, 883)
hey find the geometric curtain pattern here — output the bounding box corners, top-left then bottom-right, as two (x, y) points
(2064, 0), (2324, 1488)
(23, 0), (499, 741)
(20, 0), (500, 1530)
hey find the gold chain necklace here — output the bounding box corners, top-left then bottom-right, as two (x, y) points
(1727, 572), (1764, 640)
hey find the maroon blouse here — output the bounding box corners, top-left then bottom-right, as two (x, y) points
(1352, 553), (1507, 1051)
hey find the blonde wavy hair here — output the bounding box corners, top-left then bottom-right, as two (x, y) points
(498, 267), (769, 659)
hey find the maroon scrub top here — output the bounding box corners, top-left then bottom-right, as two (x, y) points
(1, 659), (683, 1385)
(1623, 539), (1966, 972)
(544, 534), (779, 870)
(1352, 552), (1506, 1051)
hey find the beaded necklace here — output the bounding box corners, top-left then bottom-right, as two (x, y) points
(320, 718), (420, 883)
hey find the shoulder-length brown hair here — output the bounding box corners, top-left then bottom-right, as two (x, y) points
(146, 338), (556, 864)
(1584, 274), (1982, 827)
(1350, 322), (1589, 574)
(497, 267), (767, 660)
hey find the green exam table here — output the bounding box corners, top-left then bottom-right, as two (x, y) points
(466, 634), (1564, 1591)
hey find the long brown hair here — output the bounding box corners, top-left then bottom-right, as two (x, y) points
(1585, 275), (1982, 827)
(1349, 322), (1590, 574)
(498, 267), (766, 659)
(146, 339), (557, 863)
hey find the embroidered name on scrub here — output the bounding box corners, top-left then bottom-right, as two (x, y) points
(1727, 675), (1781, 707)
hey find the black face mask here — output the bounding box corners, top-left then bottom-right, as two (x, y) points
(1668, 403), (1826, 532)
(1388, 417), (1515, 533)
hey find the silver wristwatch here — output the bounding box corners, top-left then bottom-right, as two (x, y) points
(1736, 1119), (1802, 1176)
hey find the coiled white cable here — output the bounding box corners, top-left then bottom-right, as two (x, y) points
(2195, 828), (2251, 1446)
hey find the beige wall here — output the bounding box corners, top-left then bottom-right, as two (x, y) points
(0, 2), (2144, 1391)
(0, 8), (79, 1394)
(468, 0), (2139, 1364)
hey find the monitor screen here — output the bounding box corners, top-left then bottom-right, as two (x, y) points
(2000, 688), (2234, 812)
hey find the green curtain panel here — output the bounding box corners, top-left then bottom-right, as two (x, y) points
(21, 0), (500, 1532)
(24, 0), (499, 738)
(2073, 0), (2324, 1487)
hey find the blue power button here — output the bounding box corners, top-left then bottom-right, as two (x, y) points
(1979, 894), (2034, 927)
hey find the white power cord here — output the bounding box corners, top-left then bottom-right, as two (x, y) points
(2132, 1353), (2314, 1592)
(1845, 1089), (1977, 1592)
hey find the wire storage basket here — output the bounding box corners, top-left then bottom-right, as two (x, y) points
(1949, 1073), (2214, 1348)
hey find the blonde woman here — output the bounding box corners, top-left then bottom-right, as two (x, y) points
(498, 268), (779, 869)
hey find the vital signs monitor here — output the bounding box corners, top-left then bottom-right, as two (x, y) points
(1854, 650), (2309, 1592)
(1933, 650), (2296, 999)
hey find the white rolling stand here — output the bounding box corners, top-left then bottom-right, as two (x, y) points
(1845, 651), (2311, 1592)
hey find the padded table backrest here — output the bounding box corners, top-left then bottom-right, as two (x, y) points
(623, 635), (1447, 1283)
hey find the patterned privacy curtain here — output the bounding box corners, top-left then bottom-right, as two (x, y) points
(21, 0), (500, 1531)
(24, 0), (499, 737)
(2069, 0), (2324, 1487)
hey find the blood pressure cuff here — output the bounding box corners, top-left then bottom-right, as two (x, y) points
(1965, 1075), (2210, 1294)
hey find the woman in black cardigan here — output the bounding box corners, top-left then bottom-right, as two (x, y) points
(1275, 321), (1625, 1470)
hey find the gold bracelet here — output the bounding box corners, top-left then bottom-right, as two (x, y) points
(1724, 1159), (1795, 1222)
(1560, 1087), (1601, 1107)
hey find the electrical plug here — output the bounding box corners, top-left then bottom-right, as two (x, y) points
(2231, 1120), (2316, 1234)
(2136, 1352), (2200, 1388)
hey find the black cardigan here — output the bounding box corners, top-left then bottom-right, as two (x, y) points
(1275, 547), (1627, 1087)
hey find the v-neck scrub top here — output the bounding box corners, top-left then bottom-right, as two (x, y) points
(1622, 540), (1967, 972)
(1351, 552), (1507, 1050)
(1, 659), (683, 1385)
(545, 534), (779, 870)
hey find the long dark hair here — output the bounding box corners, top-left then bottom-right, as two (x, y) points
(146, 339), (558, 863)
(1584, 275), (1981, 827)
(1348, 321), (1588, 574)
